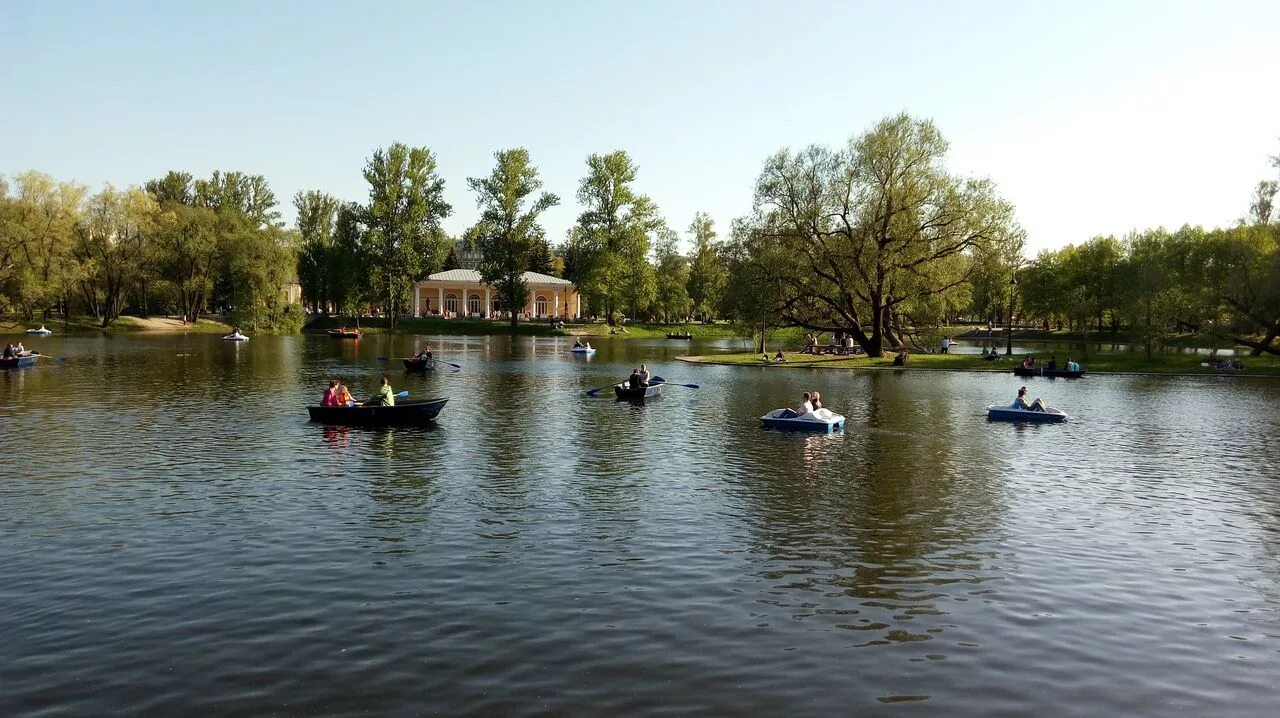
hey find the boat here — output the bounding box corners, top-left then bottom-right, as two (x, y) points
(760, 408), (846, 433)
(614, 379), (664, 400)
(665, 332), (692, 340)
(222, 333), (249, 341)
(307, 397), (448, 426)
(1012, 366), (1084, 379)
(1, 354), (39, 369)
(986, 404), (1069, 423)
(26, 327), (52, 335)
(328, 328), (361, 339)
(570, 346), (596, 354)
(403, 357), (437, 372)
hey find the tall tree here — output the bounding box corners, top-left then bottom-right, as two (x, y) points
(573, 150), (663, 323)
(1248, 180), (1277, 226)
(294, 190), (341, 313)
(362, 142), (452, 329)
(653, 226), (690, 322)
(685, 212), (727, 321)
(738, 113), (1022, 356)
(73, 185), (160, 327)
(466, 148), (560, 330)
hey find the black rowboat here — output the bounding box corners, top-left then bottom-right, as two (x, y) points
(1013, 366), (1085, 379)
(307, 398), (447, 425)
(403, 357), (437, 372)
(665, 332), (692, 340)
(1, 354), (39, 369)
(328, 329), (361, 339)
(614, 381), (664, 400)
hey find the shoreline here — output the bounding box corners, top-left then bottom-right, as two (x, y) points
(675, 354), (1280, 379)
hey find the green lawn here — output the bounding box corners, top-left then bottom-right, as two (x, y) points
(678, 350), (1280, 377)
(1, 315), (231, 334)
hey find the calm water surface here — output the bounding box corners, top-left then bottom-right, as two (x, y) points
(3, 333), (1279, 716)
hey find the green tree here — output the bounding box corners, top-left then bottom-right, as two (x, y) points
(1, 172), (87, 319)
(466, 148), (560, 330)
(685, 212), (726, 321)
(73, 185), (160, 327)
(328, 202), (368, 319)
(652, 227), (690, 322)
(573, 150), (663, 323)
(362, 142), (452, 329)
(294, 190), (341, 313)
(738, 114), (1021, 356)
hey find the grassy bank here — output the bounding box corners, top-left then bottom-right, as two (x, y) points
(952, 326), (1242, 349)
(2, 315), (231, 334)
(304, 315), (777, 340)
(677, 350), (1280, 377)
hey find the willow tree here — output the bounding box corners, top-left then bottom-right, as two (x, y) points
(572, 150), (663, 323)
(737, 113), (1022, 356)
(362, 143), (451, 329)
(466, 148), (559, 330)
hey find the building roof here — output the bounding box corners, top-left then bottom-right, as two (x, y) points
(421, 269), (573, 286)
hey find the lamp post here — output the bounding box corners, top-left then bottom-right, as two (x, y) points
(1006, 274), (1018, 356)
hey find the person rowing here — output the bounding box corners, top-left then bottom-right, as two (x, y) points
(1013, 386), (1046, 412)
(417, 345), (433, 362)
(363, 376), (396, 407)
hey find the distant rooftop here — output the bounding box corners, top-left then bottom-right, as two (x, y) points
(421, 269), (572, 286)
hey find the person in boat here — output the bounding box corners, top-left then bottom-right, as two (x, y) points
(1013, 386), (1046, 412)
(2, 343), (13, 359)
(773, 350), (786, 362)
(1065, 357), (1080, 372)
(892, 347), (908, 366)
(322, 379), (342, 407)
(810, 391), (823, 411)
(1047, 355), (1058, 371)
(364, 376), (396, 407)
(638, 363), (652, 386)
(337, 382), (355, 407)
(417, 345), (433, 362)
(626, 367), (643, 390)
(779, 392), (814, 419)
(1020, 356), (1032, 369)
(573, 338), (584, 349)
(15, 341), (25, 355)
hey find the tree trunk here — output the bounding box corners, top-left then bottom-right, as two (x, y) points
(868, 292), (885, 358)
(1246, 323), (1280, 356)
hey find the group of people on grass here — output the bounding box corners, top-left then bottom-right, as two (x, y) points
(3, 341), (29, 359)
(801, 332), (857, 355)
(321, 376), (396, 408)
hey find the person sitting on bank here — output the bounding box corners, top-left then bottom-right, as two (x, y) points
(322, 379), (342, 407)
(779, 392), (814, 418)
(825, 334), (837, 354)
(843, 334), (854, 354)
(1013, 386), (1046, 412)
(893, 347), (909, 366)
(364, 376), (396, 407)
(773, 350), (786, 362)
(802, 333), (816, 354)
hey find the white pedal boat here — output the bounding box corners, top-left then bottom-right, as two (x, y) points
(222, 333), (249, 342)
(986, 404), (1068, 423)
(570, 346), (596, 354)
(26, 327), (53, 335)
(760, 407), (846, 432)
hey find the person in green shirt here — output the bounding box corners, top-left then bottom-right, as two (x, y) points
(365, 375), (396, 407)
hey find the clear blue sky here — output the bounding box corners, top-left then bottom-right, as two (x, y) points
(3, 0), (1278, 255)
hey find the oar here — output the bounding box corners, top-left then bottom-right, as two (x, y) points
(395, 390), (409, 397)
(29, 352), (66, 362)
(585, 383), (617, 398)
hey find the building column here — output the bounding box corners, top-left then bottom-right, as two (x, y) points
(576, 293), (581, 318)
(437, 287), (444, 317)
(554, 291), (559, 318)
(413, 283), (421, 318)
(484, 287), (491, 319)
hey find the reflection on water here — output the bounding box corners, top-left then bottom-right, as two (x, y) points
(2, 333), (1280, 716)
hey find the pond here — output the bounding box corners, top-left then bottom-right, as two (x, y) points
(3, 333), (1279, 716)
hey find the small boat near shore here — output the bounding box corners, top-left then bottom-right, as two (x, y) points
(26, 326), (52, 335)
(1013, 366), (1084, 379)
(307, 397), (448, 426)
(614, 379), (664, 400)
(1, 354), (39, 369)
(666, 332), (692, 340)
(328, 328), (361, 339)
(222, 332), (249, 341)
(987, 405), (1069, 423)
(570, 346), (596, 354)
(760, 408), (846, 432)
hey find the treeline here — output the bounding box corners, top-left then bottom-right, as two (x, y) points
(1017, 223), (1280, 356)
(0, 170), (300, 330)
